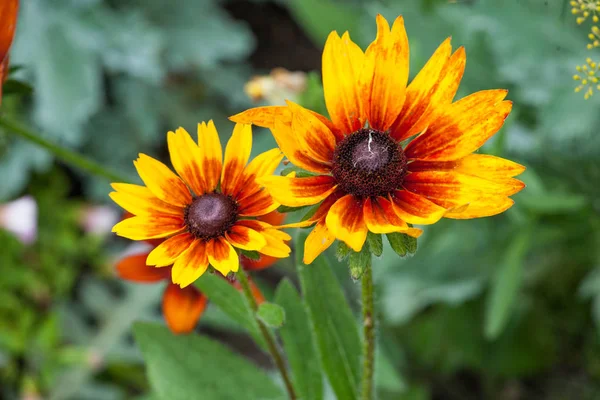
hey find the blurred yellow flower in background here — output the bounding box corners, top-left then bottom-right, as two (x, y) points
(571, 0), (600, 25)
(245, 67), (307, 105)
(573, 58), (600, 99)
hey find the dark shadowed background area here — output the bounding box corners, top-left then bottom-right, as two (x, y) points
(1, 0), (599, 399)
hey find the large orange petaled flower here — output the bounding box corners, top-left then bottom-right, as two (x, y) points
(231, 15), (525, 264)
(110, 121), (291, 287)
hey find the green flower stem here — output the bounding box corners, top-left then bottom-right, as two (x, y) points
(361, 263), (375, 400)
(0, 115), (129, 183)
(236, 267), (297, 400)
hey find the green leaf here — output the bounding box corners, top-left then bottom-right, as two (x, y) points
(277, 204), (311, 214)
(386, 232), (418, 258)
(348, 247), (371, 280)
(274, 279), (323, 400)
(484, 230), (531, 340)
(240, 249), (260, 261)
(336, 241), (351, 262)
(8, 65), (25, 74)
(134, 323), (284, 400)
(194, 273), (265, 349)
(256, 302), (285, 328)
(366, 232), (383, 257)
(296, 232), (361, 400)
(300, 204), (320, 222)
(280, 165), (316, 178)
(1, 79), (33, 96)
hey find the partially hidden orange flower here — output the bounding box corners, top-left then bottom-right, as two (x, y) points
(116, 239), (268, 334)
(0, 0), (19, 105)
(110, 121), (291, 288)
(231, 14), (525, 264)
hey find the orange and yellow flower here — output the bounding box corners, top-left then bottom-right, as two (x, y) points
(110, 121), (291, 287)
(116, 233), (269, 334)
(231, 15), (525, 264)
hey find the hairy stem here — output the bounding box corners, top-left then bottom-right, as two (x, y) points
(361, 263), (375, 400)
(0, 115), (129, 183)
(236, 267), (297, 400)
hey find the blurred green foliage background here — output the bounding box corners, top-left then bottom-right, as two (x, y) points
(1, 0), (599, 399)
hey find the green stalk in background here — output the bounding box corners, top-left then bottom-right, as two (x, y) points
(236, 267), (298, 400)
(361, 264), (375, 400)
(0, 115), (129, 183)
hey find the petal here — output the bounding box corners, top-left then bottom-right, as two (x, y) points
(112, 215), (185, 240)
(116, 253), (170, 283)
(221, 123), (252, 196)
(238, 190), (279, 217)
(325, 194), (368, 252)
(408, 154), (526, 179)
(444, 195), (515, 219)
(322, 31), (366, 134)
(362, 196), (409, 234)
(0, 0), (18, 63)
(230, 106), (291, 128)
(259, 229), (292, 258)
(235, 220), (292, 258)
(230, 106), (344, 140)
(403, 170), (525, 209)
(390, 37), (452, 141)
(303, 219), (336, 264)
(147, 232), (196, 267)
(399, 46), (466, 140)
(274, 189), (345, 229)
(273, 118), (332, 174)
(360, 15), (409, 131)
(225, 224), (267, 251)
(405, 90), (512, 161)
(403, 228), (423, 238)
(171, 240), (209, 288)
(197, 120), (223, 192)
(236, 149), (283, 217)
(258, 175), (337, 207)
(167, 128), (205, 195)
(390, 190), (447, 225)
(287, 101), (336, 166)
(236, 148), (284, 203)
(207, 237), (239, 275)
(162, 283), (207, 334)
(134, 154), (192, 207)
(109, 183), (183, 216)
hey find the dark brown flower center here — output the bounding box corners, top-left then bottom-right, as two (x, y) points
(184, 193), (238, 240)
(331, 128), (407, 198)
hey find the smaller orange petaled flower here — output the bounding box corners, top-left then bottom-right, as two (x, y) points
(110, 121), (291, 288)
(0, 0), (19, 105)
(231, 15), (525, 264)
(116, 234), (269, 334)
